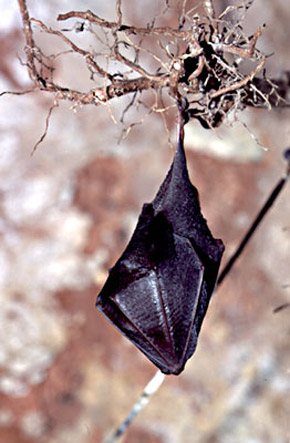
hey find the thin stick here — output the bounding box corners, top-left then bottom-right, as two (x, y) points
(203, 0), (215, 19)
(104, 370), (165, 443)
(273, 302), (290, 314)
(30, 101), (59, 155)
(217, 148), (290, 287)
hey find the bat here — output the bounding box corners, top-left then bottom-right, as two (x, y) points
(96, 102), (225, 375)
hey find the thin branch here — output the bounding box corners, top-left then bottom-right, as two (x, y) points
(210, 56), (265, 99)
(18, 0), (41, 85)
(116, 0), (122, 28)
(203, 0), (216, 19)
(113, 40), (164, 81)
(104, 370), (166, 443)
(30, 101), (59, 155)
(30, 18), (114, 81)
(57, 10), (188, 37)
(0, 88), (37, 97)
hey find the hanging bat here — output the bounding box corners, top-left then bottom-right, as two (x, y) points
(96, 102), (225, 375)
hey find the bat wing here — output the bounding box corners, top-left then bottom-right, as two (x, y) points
(96, 123), (224, 375)
(97, 206), (206, 374)
(154, 135), (224, 287)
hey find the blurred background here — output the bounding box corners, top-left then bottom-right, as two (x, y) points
(0, 1), (290, 442)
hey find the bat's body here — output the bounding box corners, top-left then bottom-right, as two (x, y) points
(96, 106), (224, 375)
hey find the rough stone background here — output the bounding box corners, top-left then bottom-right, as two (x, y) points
(0, 1), (290, 442)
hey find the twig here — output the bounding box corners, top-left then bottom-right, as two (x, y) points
(116, 0), (122, 28)
(203, 0), (215, 19)
(0, 88), (37, 97)
(30, 101), (59, 155)
(18, 0), (40, 84)
(57, 10), (188, 38)
(104, 370), (166, 443)
(30, 18), (114, 80)
(210, 56), (265, 99)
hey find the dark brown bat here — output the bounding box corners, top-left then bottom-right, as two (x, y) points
(96, 104), (224, 375)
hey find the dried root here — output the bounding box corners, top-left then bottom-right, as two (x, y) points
(14, 0), (290, 137)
